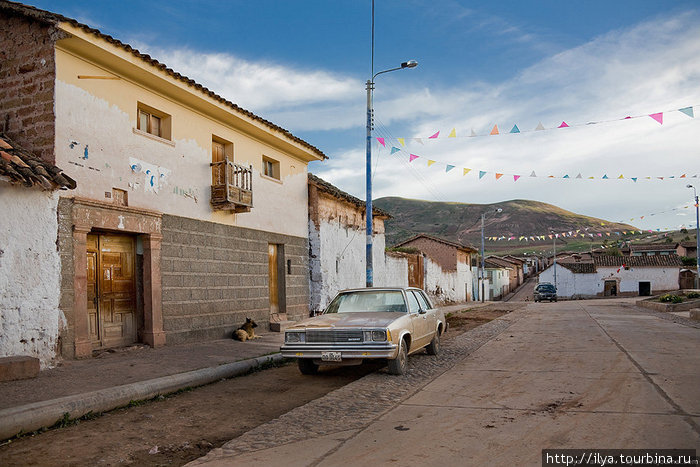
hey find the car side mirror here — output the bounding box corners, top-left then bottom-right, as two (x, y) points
(418, 308), (427, 315)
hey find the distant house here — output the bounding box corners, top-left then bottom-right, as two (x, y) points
(539, 255), (683, 298)
(484, 259), (511, 300)
(676, 241), (698, 259)
(629, 244), (677, 256)
(485, 256), (520, 293)
(394, 234), (477, 303)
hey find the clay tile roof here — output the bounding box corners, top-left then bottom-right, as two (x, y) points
(558, 262), (596, 274)
(0, 0), (327, 162)
(484, 259), (512, 269)
(308, 173), (390, 218)
(629, 243), (677, 252)
(593, 255), (683, 268)
(394, 233), (478, 253)
(484, 256), (516, 269)
(0, 134), (76, 190)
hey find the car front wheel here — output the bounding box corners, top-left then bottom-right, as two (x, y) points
(426, 331), (440, 356)
(388, 339), (408, 375)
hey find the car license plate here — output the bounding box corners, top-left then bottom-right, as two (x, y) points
(321, 351), (342, 362)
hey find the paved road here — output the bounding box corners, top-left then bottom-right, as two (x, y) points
(506, 275), (538, 302)
(189, 299), (700, 466)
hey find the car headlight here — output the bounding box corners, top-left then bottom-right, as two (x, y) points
(285, 331), (305, 343)
(363, 330), (388, 342)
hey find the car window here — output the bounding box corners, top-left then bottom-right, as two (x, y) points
(413, 290), (430, 311)
(406, 291), (421, 314)
(324, 290), (407, 313)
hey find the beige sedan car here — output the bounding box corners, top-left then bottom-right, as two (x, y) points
(280, 287), (447, 375)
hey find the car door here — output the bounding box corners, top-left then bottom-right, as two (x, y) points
(406, 290), (431, 350)
(413, 290), (437, 340)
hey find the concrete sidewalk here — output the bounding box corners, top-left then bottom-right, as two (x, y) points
(188, 299), (700, 466)
(0, 303), (481, 441)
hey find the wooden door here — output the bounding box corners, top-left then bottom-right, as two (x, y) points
(87, 233), (137, 349)
(268, 243), (279, 314)
(212, 141), (226, 185)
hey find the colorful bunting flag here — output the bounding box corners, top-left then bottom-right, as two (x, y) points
(397, 138), (405, 146)
(495, 173), (504, 180)
(649, 112), (663, 125)
(390, 146), (401, 154)
(490, 125), (499, 135)
(429, 131), (440, 139)
(558, 121), (569, 128)
(427, 160), (436, 167)
(448, 128), (456, 138)
(377, 137), (385, 147)
(510, 124), (520, 134)
(409, 154), (419, 162)
(446, 165), (455, 172)
(479, 171), (486, 179)
(463, 168), (472, 176)
(535, 122), (545, 131)
(679, 106), (694, 118)
(514, 175), (521, 182)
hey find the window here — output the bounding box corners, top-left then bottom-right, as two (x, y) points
(262, 156), (280, 180)
(136, 103), (171, 140)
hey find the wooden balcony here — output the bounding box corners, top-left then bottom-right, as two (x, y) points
(210, 159), (253, 212)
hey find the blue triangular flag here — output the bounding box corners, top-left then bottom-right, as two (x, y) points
(631, 177), (637, 182)
(446, 165), (455, 172)
(679, 106), (694, 118)
(563, 174), (570, 179)
(602, 174), (609, 179)
(479, 171), (487, 179)
(510, 124), (520, 134)
(390, 146), (401, 154)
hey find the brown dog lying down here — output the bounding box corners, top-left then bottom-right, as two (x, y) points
(233, 317), (261, 341)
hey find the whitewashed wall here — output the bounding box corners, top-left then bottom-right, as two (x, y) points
(423, 256), (473, 304)
(309, 219), (408, 313)
(539, 264), (679, 297)
(0, 184), (64, 368)
(487, 268), (510, 300)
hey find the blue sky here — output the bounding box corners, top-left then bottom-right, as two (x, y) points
(32, 0), (700, 234)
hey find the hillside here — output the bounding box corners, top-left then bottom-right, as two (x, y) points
(374, 197), (638, 253)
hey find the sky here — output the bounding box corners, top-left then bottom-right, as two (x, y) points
(32, 0), (700, 234)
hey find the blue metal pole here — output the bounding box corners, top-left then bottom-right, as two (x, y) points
(366, 79), (374, 287)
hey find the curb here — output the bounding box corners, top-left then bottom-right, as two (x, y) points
(0, 353), (284, 441)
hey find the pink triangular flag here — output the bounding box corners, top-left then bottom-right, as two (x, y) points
(377, 137), (385, 147)
(409, 154), (419, 162)
(429, 131), (440, 139)
(649, 112), (663, 125)
(513, 175), (520, 182)
(558, 121), (569, 128)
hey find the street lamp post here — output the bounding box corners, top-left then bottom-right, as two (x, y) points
(365, 4), (417, 287)
(551, 230), (557, 289)
(480, 208), (502, 302)
(687, 184), (700, 289)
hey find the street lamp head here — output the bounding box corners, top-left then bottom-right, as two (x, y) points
(401, 60), (418, 69)
(687, 184), (694, 189)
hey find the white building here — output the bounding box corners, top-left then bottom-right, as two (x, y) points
(540, 255), (682, 298)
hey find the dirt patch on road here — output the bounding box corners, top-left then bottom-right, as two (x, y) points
(445, 307), (513, 337)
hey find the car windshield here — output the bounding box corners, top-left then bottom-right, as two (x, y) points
(537, 284), (556, 292)
(324, 290), (407, 314)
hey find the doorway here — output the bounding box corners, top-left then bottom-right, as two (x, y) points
(268, 243), (286, 319)
(639, 281), (651, 296)
(87, 233), (138, 349)
(604, 280), (618, 297)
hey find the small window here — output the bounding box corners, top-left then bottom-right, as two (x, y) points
(413, 290), (430, 311)
(262, 156), (280, 180)
(112, 188), (128, 207)
(136, 103), (171, 140)
(406, 291), (421, 314)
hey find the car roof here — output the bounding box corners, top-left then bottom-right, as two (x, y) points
(338, 287), (420, 293)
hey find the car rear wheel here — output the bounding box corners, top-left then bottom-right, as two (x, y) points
(388, 339), (408, 375)
(297, 358), (319, 375)
(426, 331), (440, 356)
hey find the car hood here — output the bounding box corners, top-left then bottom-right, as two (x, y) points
(286, 312), (404, 330)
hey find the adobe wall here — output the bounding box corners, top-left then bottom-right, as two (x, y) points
(400, 238), (457, 271)
(0, 12), (62, 163)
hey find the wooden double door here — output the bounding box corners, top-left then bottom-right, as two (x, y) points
(87, 233), (138, 349)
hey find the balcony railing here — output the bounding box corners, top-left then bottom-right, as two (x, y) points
(210, 159), (253, 212)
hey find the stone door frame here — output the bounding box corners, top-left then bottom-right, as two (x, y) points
(68, 197), (165, 358)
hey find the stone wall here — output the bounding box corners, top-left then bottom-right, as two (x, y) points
(161, 215), (309, 344)
(0, 11), (62, 163)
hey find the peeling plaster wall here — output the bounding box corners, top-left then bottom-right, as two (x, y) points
(423, 256), (472, 304)
(308, 193), (408, 313)
(0, 184), (63, 367)
(54, 51), (310, 239)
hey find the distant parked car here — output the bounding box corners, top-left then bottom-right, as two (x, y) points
(534, 282), (557, 302)
(280, 287), (447, 375)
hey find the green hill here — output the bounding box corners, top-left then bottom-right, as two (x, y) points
(374, 197), (638, 254)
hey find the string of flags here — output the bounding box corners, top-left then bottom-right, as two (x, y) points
(376, 104), (696, 145)
(486, 228), (670, 243)
(376, 103), (698, 181)
(619, 205), (700, 224)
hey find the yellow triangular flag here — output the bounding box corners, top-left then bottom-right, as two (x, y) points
(618, 174), (624, 179)
(397, 138), (405, 147)
(448, 128), (456, 138)
(427, 160), (436, 167)
(463, 168), (471, 176)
